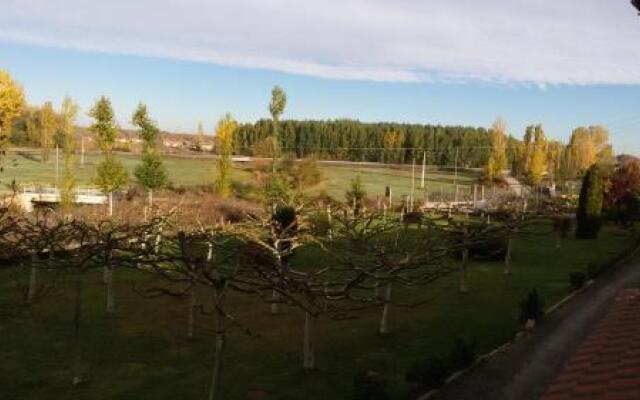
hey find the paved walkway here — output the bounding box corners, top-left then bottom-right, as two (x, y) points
(435, 248), (640, 400)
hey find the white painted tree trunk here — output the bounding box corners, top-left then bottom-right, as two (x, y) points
(303, 312), (316, 370)
(28, 254), (38, 302)
(208, 293), (226, 400)
(378, 283), (393, 334)
(148, 189), (153, 209)
(459, 248), (469, 293)
(504, 238), (513, 275)
(154, 226), (163, 254)
(108, 192), (113, 217)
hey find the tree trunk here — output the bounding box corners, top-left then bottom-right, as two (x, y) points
(154, 226), (163, 254)
(72, 275), (83, 385)
(148, 189), (153, 209)
(459, 248), (469, 293)
(104, 266), (115, 315)
(378, 283), (393, 334)
(303, 312), (316, 370)
(28, 255), (37, 302)
(108, 192), (113, 216)
(208, 296), (226, 400)
(271, 290), (280, 314)
(188, 285), (196, 339)
(504, 238), (513, 275)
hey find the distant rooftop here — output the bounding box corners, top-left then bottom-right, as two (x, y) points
(541, 288), (640, 400)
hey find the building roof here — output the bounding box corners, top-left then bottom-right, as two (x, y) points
(541, 288), (640, 400)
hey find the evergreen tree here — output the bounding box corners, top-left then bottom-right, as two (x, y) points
(132, 103), (167, 207)
(89, 96), (128, 215)
(576, 164), (604, 239)
(346, 175), (367, 213)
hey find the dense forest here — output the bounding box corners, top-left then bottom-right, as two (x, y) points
(234, 119), (497, 168)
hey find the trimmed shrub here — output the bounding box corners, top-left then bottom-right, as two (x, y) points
(353, 371), (389, 400)
(569, 272), (587, 290)
(576, 164), (604, 239)
(449, 338), (477, 370)
(519, 289), (544, 323)
(406, 357), (450, 394)
(587, 263), (602, 279)
(468, 237), (508, 261)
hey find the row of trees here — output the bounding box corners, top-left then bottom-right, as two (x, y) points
(576, 157), (640, 238)
(235, 119), (493, 167)
(486, 120), (614, 185)
(2, 191), (535, 399)
(1, 69), (240, 212)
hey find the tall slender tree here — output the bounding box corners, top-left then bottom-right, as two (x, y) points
(195, 121), (205, 151)
(88, 96), (128, 216)
(133, 103), (167, 208)
(39, 102), (58, 163)
(526, 125), (548, 186)
(0, 70), (25, 169)
(59, 96), (79, 211)
(214, 114), (236, 198)
(576, 164), (604, 239)
(486, 118), (508, 181)
(269, 86), (287, 171)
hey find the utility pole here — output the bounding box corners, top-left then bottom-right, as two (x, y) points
(421, 151), (426, 189)
(55, 145), (59, 186)
(454, 147), (459, 186)
(411, 158), (415, 211)
(80, 135), (85, 168)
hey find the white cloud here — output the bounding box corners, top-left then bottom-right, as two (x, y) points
(2, 0), (640, 85)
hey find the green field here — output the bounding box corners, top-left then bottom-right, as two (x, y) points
(1, 224), (635, 399)
(2, 148), (479, 201)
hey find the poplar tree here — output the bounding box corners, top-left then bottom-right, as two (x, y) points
(88, 96), (128, 216)
(59, 96), (79, 211)
(133, 103), (167, 208)
(39, 102), (58, 163)
(269, 86), (287, 169)
(214, 114), (236, 198)
(0, 70), (25, 168)
(195, 121), (205, 151)
(486, 118), (508, 181)
(526, 124), (548, 186)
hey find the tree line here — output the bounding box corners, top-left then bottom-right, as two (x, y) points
(235, 119), (494, 167)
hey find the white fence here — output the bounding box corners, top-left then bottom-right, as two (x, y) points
(18, 186), (107, 212)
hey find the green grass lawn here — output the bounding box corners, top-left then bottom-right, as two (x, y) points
(2, 148), (478, 201)
(0, 224), (636, 399)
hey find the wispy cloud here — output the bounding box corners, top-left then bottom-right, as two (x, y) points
(2, 0), (640, 85)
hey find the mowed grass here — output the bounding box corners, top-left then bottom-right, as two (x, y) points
(2, 149), (478, 201)
(0, 224), (636, 399)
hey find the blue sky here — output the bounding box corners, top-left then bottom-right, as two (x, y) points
(1, 1), (639, 154)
